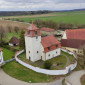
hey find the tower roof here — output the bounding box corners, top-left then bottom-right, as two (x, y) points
(27, 24), (39, 31)
(25, 24), (41, 37)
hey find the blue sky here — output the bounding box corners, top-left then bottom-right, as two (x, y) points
(0, 0), (85, 11)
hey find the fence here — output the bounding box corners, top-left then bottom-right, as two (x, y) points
(15, 49), (77, 75)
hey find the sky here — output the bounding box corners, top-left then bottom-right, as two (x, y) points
(0, 0), (85, 11)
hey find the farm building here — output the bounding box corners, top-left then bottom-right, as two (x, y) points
(0, 48), (4, 65)
(9, 36), (19, 46)
(25, 24), (61, 62)
(40, 27), (57, 36)
(62, 29), (85, 54)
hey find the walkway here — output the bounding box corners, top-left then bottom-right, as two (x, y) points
(0, 69), (63, 85)
(66, 70), (85, 85)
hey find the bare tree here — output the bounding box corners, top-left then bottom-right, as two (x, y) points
(0, 25), (5, 42)
(14, 26), (19, 33)
(7, 25), (12, 33)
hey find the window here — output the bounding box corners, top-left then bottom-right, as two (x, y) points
(35, 30), (37, 35)
(48, 47), (50, 50)
(56, 51), (57, 53)
(29, 51), (30, 53)
(56, 45), (58, 47)
(37, 51), (39, 53)
(28, 31), (30, 34)
(36, 36), (38, 39)
(48, 54), (50, 56)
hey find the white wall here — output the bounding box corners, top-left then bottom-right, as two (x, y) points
(62, 31), (67, 39)
(15, 50), (77, 75)
(9, 43), (13, 46)
(43, 48), (61, 61)
(0, 51), (4, 65)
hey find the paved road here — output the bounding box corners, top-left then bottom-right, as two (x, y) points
(0, 69), (63, 85)
(66, 70), (85, 85)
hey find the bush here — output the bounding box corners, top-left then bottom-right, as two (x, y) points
(44, 61), (52, 69)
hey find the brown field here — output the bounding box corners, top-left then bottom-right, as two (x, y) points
(0, 20), (29, 32)
(0, 13), (65, 19)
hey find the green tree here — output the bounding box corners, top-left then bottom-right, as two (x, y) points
(0, 25), (5, 42)
(19, 30), (25, 49)
(44, 61), (52, 69)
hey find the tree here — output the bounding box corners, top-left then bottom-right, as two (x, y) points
(14, 26), (19, 33)
(7, 25), (12, 33)
(0, 25), (5, 42)
(77, 48), (85, 69)
(44, 61), (52, 69)
(19, 30), (25, 49)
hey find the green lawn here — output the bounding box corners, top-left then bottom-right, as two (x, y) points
(81, 80), (85, 85)
(3, 61), (54, 83)
(12, 12), (85, 25)
(0, 47), (14, 61)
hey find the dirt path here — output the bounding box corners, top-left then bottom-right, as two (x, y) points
(66, 70), (85, 85)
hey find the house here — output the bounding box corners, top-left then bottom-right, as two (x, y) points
(24, 24), (61, 62)
(62, 29), (85, 40)
(9, 36), (19, 46)
(40, 27), (57, 36)
(0, 48), (4, 65)
(61, 39), (85, 55)
(62, 29), (85, 54)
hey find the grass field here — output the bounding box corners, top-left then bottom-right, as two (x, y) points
(0, 47), (14, 61)
(11, 11), (85, 25)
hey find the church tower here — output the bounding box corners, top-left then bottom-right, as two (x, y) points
(24, 24), (42, 62)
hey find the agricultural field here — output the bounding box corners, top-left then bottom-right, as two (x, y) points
(0, 20), (28, 32)
(10, 11), (85, 25)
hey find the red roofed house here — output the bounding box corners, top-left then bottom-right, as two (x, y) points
(62, 29), (85, 40)
(9, 36), (19, 46)
(0, 48), (4, 65)
(40, 27), (57, 35)
(25, 24), (61, 62)
(62, 29), (85, 54)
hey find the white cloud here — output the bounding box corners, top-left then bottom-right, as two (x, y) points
(0, 0), (84, 11)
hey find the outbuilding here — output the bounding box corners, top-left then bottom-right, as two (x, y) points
(9, 36), (19, 46)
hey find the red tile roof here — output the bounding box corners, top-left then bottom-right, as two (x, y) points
(41, 28), (54, 32)
(66, 29), (85, 40)
(61, 39), (85, 49)
(25, 24), (41, 37)
(26, 24), (39, 31)
(41, 35), (61, 52)
(0, 48), (2, 52)
(9, 36), (19, 44)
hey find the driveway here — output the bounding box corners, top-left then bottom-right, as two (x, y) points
(0, 69), (63, 85)
(66, 70), (85, 85)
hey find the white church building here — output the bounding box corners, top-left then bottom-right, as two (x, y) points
(0, 48), (4, 65)
(24, 24), (61, 62)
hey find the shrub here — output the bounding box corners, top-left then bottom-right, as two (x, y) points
(44, 61), (52, 69)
